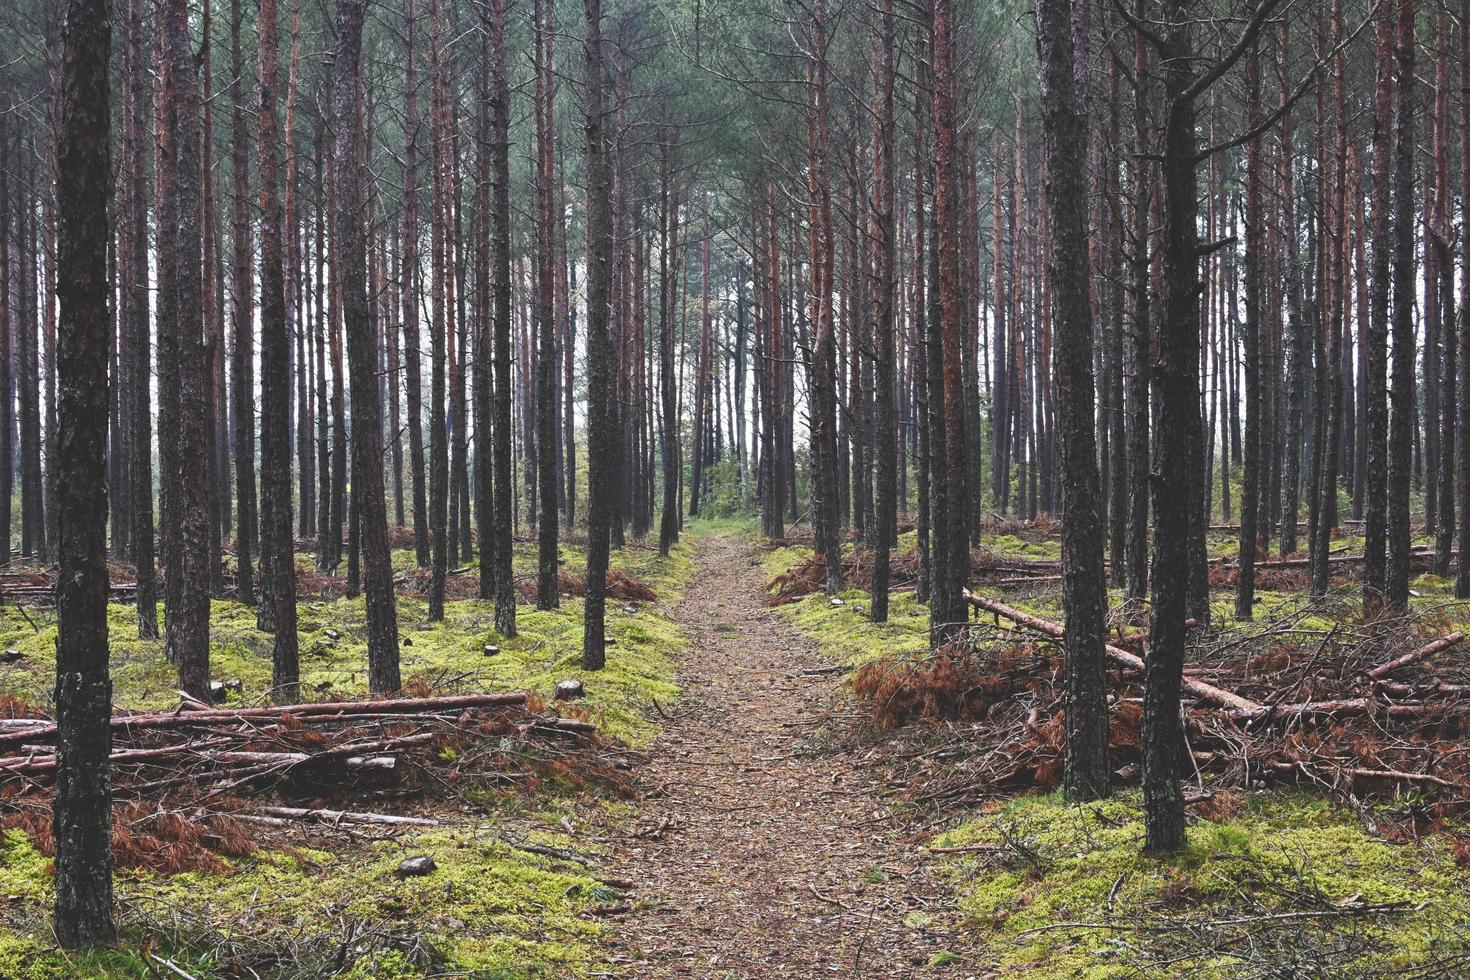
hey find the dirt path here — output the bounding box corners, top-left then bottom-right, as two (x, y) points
(603, 533), (964, 978)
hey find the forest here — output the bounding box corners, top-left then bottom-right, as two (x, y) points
(3, 0), (1470, 975)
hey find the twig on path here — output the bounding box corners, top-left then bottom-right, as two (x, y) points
(808, 883), (854, 912)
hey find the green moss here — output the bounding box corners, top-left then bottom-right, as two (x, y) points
(0, 540), (694, 746)
(936, 791), (1470, 977)
(0, 537), (699, 977)
(780, 589), (930, 668)
(0, 823), (613, 979)
(985, 534), (1061, 560)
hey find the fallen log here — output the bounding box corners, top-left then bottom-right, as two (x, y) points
(1373, 679), (1470, 698)
(254, 804), (440, 827)
(1231, 545), (1437, 571)
(1366, 632), (1466, 680)
(962, 590), (1262, 712)
(1230, 698), (1470, 723)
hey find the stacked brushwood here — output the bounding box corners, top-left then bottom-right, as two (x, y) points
(848, 589), (1470, 811)
(0, 566), (140, 607)
(0, 692), (598, 799)
(0, 690), (610, 875)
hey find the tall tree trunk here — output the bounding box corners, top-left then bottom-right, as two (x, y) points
(257, 0), (300, 699)
(928, 0), (967, 643)
(426, 0), (451, 621)
(1363, 0), (1392, 611)
(1433, 10), (1456, 578)
(402, 0), (430, 569)
(489, 0), (517, 635)
(1458, 0), (1470, 600)
(1037, 0), (1110, 801)
(160, 0), (212, 700)
(1309, 0), (1346, 598)
(583, 0), (613, 670)
(229, 0), (256, 607)
(870, 0), (897, 623)
(0, 122), (11, 571)
(1143, 0), (1202, 855)
(52, 0), (115, 944)
(1386, 0), (1416, 612)
(1236, 3), (1263, 620)
(657, 132), (680, 557)
(125, 0), (156, 638)
(533, 0), (561, 604)
(1277, 19), (1305, 558)
(808, 2), (841, 594)
(333, 0), (401, 693)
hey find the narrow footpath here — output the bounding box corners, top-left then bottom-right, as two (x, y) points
(604, 533), (966, 977)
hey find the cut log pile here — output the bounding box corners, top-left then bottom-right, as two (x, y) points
(854, 590), (1470, 810)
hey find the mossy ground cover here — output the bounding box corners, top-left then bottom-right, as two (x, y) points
(0, 820), (618, 979)
(931, 790), (1470, 977)
(0, 536), (697, 978)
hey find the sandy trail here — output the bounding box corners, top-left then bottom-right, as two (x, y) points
(603, 533), (962, 978)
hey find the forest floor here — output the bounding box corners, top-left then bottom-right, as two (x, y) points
(600, 532), (965, 976)
(4, 524), (1470, 977)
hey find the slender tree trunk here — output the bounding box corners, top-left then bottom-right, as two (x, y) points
(1309, 0), (1346, 598)
(1363, 0), (1392, 611)
(489, 0), (517, 635)
(333, 0), (400, 692)
(928, 0), (967, 642)
(257, 0), (299, 699)
(160, 0), (211, 700)
(870, 0), (897, 623)
(808, 3), (841, 594)
(1458, 0), (1470, 600)
(53, 0), (115, 944)
(1277, 20), (1304, 558)
(0, 121), (11, 571)
(426, 0), (451, 621)
(532, 0), (561, 604)
(402, 0), (430, 569)
(583, 0), (613, 670)
(657, 132), (680, 557)
(228, 0), (256, 607)
(125, 0), (156, 638)
(1386, 0), (1416, 612)
(1037, 0), (1109, 800)
(1236, 5), (1263, 620)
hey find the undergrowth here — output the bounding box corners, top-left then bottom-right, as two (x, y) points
(933, 790), (1470, 977)
(0, 821), (617, 978)
(0, 536), (697, 978)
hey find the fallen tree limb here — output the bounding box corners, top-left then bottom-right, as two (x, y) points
(1366, 632), (1466, 680)
(1230, 698), (1470, 723)
(962, 590), (1262, 712)
(254, 805), (441, 827)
